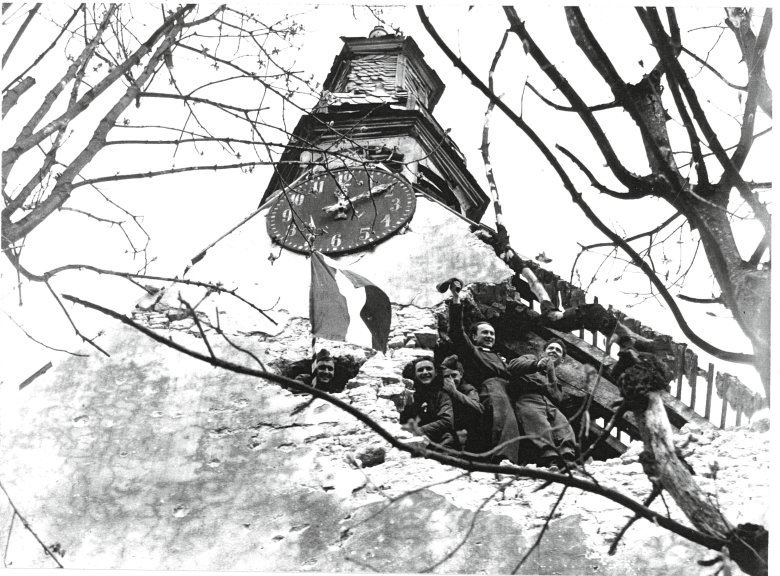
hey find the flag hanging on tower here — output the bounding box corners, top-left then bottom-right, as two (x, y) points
(309, 251), (391, 353)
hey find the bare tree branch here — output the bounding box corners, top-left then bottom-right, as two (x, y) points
(60, 291), (730, 553)
(417, 6), (754, 365)
(1, 3), (40, 68)
(526, 82), (618, 112)
(609, 485), (662, 555)
(0, 480), (63, 568)
(2, 310), (88, 357)
(512, 485), (568, 573)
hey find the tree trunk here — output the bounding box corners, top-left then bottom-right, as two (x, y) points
(618, 350), (769, 576)
(636, 393), (729, 536)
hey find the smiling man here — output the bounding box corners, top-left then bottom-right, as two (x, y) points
(296, 349), (339, 393)
(399, 357), (456, 449)
(446, 281), (521, 464)
(508, 338), (578, 471)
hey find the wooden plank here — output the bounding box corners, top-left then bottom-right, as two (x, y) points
(660, 390), (714, 431)
(719, 378), (729, 429)
(688, 352), (699, 410)
(526, 330), (640, 433)
(675, 343), (687, 400)
(587, 421), (627, 459)
(507, 331), (639, 438)
(541, 327), (714, 432)
(704, 363), (715, 420)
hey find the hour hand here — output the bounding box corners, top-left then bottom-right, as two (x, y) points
(321, 183), (394, 214)
(322, 198), (349, 215)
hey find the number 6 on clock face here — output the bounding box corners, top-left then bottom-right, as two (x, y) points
(266, 167), (416, 255)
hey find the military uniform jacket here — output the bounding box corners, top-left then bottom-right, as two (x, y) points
(508, 354), (564, 404)
(400, 385), (455, 444)
(448, 301), (510, 387)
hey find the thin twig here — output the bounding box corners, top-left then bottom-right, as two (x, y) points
(609, 485), (662, 555)
(512, 485), (568, 573)
(2, 310), (88, 357)
(59, 291), (728, 553)
(178, 295), (214, 359)
(420, 480), (512, 572)
(0, 480), (63, 568)
(45, 281), (109, 356)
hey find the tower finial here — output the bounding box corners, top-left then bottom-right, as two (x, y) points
(369, 25), (387, 38)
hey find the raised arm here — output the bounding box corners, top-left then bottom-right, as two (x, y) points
(443, 376), (484, 416)
(447, 284), (474, 353)
(508, 354), (542, 376)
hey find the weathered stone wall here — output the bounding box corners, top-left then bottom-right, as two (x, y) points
(0, 302), (769, 574)
(155, 195), (512, 339)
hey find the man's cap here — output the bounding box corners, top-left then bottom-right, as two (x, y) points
(436, 277), (463, 293)
(440, 354), (464, 374)
(312, 349), (334, 369)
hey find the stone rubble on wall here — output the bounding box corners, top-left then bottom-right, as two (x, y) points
(240, 302), (769, 575)
(41, 288), (766, 574)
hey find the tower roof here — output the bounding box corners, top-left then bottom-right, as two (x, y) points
(321, 33), (445, 112)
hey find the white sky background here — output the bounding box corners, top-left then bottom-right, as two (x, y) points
(0, 4), (773, 398)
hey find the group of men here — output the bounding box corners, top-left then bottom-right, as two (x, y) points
(297, 277), (632, 471)
(397, 280), (577, 470)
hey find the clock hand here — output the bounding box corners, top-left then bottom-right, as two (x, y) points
(321, 198), (349, 215)
(321, 183), (395, 214)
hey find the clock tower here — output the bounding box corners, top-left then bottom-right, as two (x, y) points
(175, 27), (511, 334)
(262, 27), (490, 223)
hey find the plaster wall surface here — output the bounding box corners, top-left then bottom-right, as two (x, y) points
(161, 195), (511, 336)
(0, 195), (767, 574)
(0, 313), (769, 574)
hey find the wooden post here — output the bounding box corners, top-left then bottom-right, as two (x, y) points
(718, 373), (729, 429)
(592, 296), (599, 347)
(704, 363), (715, 421)
(735, 407), (743, 427)
(688, 352), (699, 411)
(675, 343), (687, 400)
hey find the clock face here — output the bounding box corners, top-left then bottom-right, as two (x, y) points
(266, 167), (416, 255)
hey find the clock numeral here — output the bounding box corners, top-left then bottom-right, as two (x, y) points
(380, 214), (392, 228)
(390, 197), (402, 212)
(330, 234), (343, 249)
(282, 208), (293, 222)
(336, 171), (353, 186)
(311, 180), (324, 194)
(359, 226), (372, 241)
(290, 193), (305, 206)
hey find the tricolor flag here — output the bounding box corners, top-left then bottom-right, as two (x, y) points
(309, 251), (391, 353)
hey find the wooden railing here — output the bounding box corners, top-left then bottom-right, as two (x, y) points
(512, 271), (765, 440)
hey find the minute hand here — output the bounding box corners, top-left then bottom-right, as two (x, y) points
(321, 182), (395, 214)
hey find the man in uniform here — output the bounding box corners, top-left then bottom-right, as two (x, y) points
(509, 338), (578, 471)
(296, 349), (339, 393)
(439, 354), (484, 453)
(446, 281), (521, 464)
(399, 357), (457, 449)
